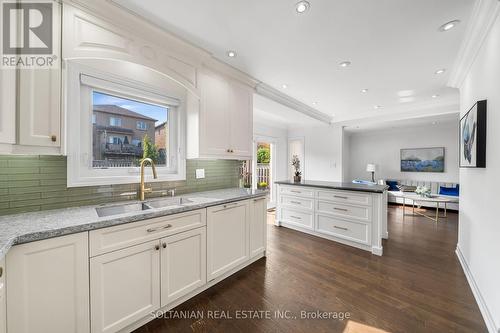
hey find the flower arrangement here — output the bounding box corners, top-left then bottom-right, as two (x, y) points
(415, 185), (431, 197)
(291, 155), (302, 182)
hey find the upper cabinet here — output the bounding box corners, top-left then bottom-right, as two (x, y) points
(0, 1), (61, 154)
(188, 69), (253, 160)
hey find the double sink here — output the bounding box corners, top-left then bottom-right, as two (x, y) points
(96, 197), (193, 217)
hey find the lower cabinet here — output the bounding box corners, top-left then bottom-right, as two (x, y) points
(249, 197), (267, 258)
(90, 240), (161, 333)
(160, 227), (206, 306)
(207, 201), (250, 281)
(6, 233), (90, 333)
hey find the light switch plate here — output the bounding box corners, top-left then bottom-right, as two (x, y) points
(195, 169), (205, 179)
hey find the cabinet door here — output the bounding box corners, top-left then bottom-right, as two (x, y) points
(160, 227), (206, 307)
(228, 80), (253, 158)
(199, 71), (230, 156)
(249, 197), (267, 257)
(0, 69), (15, 144)
(6, 233), (89, 333)
(207, 201), (249, 281)
(0, 259), (5, 333)
(18, 2), (61, 147)
(90, 240), (160, 333)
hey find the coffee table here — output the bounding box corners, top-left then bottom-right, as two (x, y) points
(392, 192), (459, 222)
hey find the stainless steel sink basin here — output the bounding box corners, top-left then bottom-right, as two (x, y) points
(96, 202), (152, 217)
(146, 197), (193, 209)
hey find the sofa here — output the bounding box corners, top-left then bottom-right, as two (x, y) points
(385, 179), (459, 211)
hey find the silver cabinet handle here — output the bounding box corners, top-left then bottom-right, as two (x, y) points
(334, 195), (348, 199)
(290, 201), (301, 205)
(147, 224), (172, 233)
(334, 207), (348, 212)
(254, 197), (266, 202)
(334, 226), (348, 231)
(290, 190), (301, 193)
(290, 215), (302, 220)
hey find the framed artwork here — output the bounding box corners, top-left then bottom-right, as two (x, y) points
(400, 147), (445, 172)
(460, 100), (487, 168)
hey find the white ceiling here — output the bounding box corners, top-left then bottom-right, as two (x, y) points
(115, 0), (474, 123)
(344, 112), (459, 134)
(253, 94), (323, 129)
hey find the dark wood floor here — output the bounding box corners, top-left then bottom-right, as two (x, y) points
(134, 205), (487, 333)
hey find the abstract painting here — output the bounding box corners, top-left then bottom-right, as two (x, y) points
(460, 100), (487, 168)
(401, 147), (445, 172)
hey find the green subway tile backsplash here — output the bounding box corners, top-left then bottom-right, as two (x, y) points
(0, 156), (242, 216)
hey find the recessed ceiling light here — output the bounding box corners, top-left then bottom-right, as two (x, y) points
(312, 101), (318, 106)
(295, 1), (310, 14)
(339, 61), (351, 68)
(435, 68), (446, 75)
(361, 89), (368, 93)
(374, 105), (383, 109)
(227, 50), (237, 58)
(432, 94), (439, 98)
(439, 20), (461, 32)
(282, 84), (288, 89)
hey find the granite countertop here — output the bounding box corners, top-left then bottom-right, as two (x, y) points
(0, 188), (267, 260)
(275, 180), (388, 193)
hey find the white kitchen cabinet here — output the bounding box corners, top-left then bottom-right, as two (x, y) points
(90, 240), (160, 333)
(192, 70), (253, 159)
(0, 258), (5, 333)
(18, 2), (61, 148)
(207, 201), (250, 281)
(160, 227), (206, 306)
(6, 233), (89, 333)
(0, 69), (16, 144)
(249, 196), (267, 258)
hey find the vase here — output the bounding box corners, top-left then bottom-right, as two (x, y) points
(293, 175), (301, 183)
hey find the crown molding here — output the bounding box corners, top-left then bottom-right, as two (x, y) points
(255, 83), (333, 124)
(448, 0), (500, 88)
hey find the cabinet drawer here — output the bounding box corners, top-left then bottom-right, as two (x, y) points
(90, 209), (206, 256)
(280, 195), (314, 211)
(316, 214), (370, 245)
(280, 186), (314, 198)
(280, 208), (314, 230)
(317, 190), (372, 206)
(317, 201), (372, 223)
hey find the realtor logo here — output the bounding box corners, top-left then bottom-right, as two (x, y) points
(1, 1), (57, 68)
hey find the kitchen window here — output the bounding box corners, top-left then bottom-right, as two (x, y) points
(66, 61), (185, 187)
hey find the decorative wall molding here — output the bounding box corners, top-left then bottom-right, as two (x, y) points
(456, 245), (498, 333)
(448, 0), (500, 88)
(255, 83), (332, 124)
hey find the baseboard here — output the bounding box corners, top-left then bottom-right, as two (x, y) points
(455, 245), (498, 333)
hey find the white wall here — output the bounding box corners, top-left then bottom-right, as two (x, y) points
(287, 124), (344, 182)
(347, 122), (459, 183)
(457, 11), (500, 333)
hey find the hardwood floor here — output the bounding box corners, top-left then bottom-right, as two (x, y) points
(134, 205), (487, 333)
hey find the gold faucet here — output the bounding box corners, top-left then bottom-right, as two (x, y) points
(139, 158), (158, 201)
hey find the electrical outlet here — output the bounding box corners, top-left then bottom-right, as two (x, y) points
(195, 169), (205, 179)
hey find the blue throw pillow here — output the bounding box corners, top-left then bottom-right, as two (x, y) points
(439, 185), (459, 196)
(386, 180), (399, 191)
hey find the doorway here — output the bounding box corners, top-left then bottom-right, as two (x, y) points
(252, 139), (276, 209)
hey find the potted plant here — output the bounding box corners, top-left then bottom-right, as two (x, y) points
(291, 155), (302, 183)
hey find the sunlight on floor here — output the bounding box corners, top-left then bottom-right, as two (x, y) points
(343, 320), (390, 333)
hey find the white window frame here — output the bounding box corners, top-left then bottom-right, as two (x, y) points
(109, 117), (122, 127)
(65, 61), (186, 187)
(136, 121), (147, 130)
